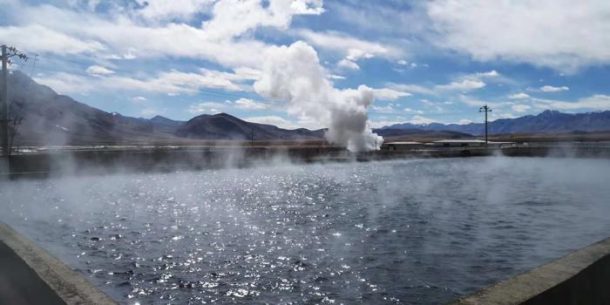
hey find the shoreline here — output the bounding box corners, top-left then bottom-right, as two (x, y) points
(1, 141), (609, 178)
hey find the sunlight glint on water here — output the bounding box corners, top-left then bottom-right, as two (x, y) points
(1, 157), (610, 305)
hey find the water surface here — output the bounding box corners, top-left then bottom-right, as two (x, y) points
(1, 157), (610, 305)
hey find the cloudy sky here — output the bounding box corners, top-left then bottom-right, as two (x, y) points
(1, 0), (609, 129)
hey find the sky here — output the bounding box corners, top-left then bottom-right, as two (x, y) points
(1, 0), (610, 130)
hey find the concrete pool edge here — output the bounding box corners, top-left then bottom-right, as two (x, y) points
(1, 221), (609, 305)
(0, 223), (117, 305)
(449, 236), (610, 305)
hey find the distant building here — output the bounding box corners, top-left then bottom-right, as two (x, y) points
(382, 139), (516, 151)
(428, 139), (515, 148)
(382, 141), (425, 151)
(429, 139), (486, 147)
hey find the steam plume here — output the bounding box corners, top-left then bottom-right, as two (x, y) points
(254, 41), (383, 152)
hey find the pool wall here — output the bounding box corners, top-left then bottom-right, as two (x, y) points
(3, 142), (609, 178)
(0, 223), (117, 305)
(450, 236), (610, 305)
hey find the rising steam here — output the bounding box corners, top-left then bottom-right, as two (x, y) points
(254, 41), (383, 152)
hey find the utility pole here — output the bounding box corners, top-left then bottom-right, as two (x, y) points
(1, 45), (27, 157)
(479, 105), (492, 144)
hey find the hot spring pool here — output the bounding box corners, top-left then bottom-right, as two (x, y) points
(1, 157), (610, 305)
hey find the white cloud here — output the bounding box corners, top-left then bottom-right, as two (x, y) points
(368, 119), (407, 129)
(86, 65), (114, 76)
(403, 107), (424, 114)
(458, 119), (473, 125)
(299, 29), (399, 61)
(490, 112), (517, 120)
(372, 88), (411, 101)
(459, 95), (492, 107)
(337, 59), (360, 70)
(291, 0), (325, 15)
(34, 72), (95, 94)
(509, 93), (530, 100)
(36, 68), (251, 95)
(475, 70), (499, 78)
(244, 115), (296, 129)
(437, 79), (486, 91)
(0, 24), (106, 55)
(299, 29), (402, 72)
(1, 1), (324, 69)
(109, 69), (248, 94)
(427, 0), (610, 71)
(409, 115), (435, 125)
(371, 105), (397, 114)
(388, 83), (435, 95)
(135, 0), (214, 21)
(387, 70), (496, 96)
(188, 98), (269, 114)
(534, 95), (610, 110)
(202, 0), (324, 41)
(540, 85), (569, 93)
(332, 1), (429, 39)
(234, 98), (268, 110)
(370, 114), (437, 127)
(511, 104), (531, 113)
(188, 102), (228, 114)
(420, 99), (445, 112)
(244, 115), (320, 130)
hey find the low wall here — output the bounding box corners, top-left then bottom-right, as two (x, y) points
(2, 143), (610, 178)
(450, 237), (610, 305)
(0, 223), (117, 305)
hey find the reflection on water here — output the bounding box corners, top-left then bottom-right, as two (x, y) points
(1, 157), (610, 305)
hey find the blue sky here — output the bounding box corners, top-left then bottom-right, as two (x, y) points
(1, 0), (609, 130)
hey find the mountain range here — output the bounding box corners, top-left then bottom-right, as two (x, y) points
(5, 71), (324, 145)
(4, 70), (610, 146)
(383, 110), (610, 135)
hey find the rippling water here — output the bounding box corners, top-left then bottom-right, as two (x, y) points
(1, 157), (610, 305)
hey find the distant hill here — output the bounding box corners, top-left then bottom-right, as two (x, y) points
(5, 70), (322, 145)
(7, 70), (181, 145)
(176, 112), (322, 140)
(149, 115), (184, 134)
(384, 110), (610, 135)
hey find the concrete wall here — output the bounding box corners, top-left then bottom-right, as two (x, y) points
(0, 223), (117, 305)
(521, 253), (610, 305)
(450, 237), (610, 305)
(0, 241), (66, 305)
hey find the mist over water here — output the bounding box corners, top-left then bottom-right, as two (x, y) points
(1, 157), (610, 305)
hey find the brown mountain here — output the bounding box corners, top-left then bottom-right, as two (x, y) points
(176, 113), (322, 140)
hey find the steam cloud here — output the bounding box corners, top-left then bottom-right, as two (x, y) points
(254, 41), (383, 152)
